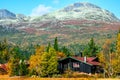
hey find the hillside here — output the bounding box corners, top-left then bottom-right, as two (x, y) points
(0, 2), (120, 48)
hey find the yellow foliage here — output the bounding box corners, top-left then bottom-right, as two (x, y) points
(97, 52), (105, 65)
(116, 33), (120, 55)
(57, 52), (66, 58)
(29, 46), (45, 71)
(113, 33), (120, 73)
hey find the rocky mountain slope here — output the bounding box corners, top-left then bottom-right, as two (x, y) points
(0, 9), (16, 19)
(0, 9), (29, 25)
(32, 2), (119, 22)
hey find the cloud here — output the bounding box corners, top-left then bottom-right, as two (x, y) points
(53, 0), (59, 4)
(30, 5), (52, 16)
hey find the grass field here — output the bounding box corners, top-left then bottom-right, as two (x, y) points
(0, 75), (120, 80)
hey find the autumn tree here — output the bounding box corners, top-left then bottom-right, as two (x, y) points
(112, 33), (120, 75)
(57, 51), (65, 58)
(116, 33), (120, 56)
(29, 46), (45, 76)
(98, 39), (117, 77)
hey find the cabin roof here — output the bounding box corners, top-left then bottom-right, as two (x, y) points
(59, 56), (100, 66)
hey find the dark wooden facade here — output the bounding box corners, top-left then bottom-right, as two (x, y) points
(58, 57), (102, 74)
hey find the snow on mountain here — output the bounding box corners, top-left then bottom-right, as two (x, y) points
(0, 9), (16, 19)
(0, 9), (30, 25)
(32, 2), (119, 22)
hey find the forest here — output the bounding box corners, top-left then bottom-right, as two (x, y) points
(0, 32), (120, 78)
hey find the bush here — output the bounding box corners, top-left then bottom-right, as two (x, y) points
(52, 74), (62, 78)
(96, 73), (104, 78)
(63, 70), (96, 78)
(72, 72), (95, 78)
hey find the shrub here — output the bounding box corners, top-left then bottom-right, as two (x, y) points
(63, 70), (96, 78)
(52, 74), (62, 78)
(72, 72), (95, 78)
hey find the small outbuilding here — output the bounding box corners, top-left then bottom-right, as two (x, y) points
(0, 64), (7, 74)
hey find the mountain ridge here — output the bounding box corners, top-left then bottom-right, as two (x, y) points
(0, 2), (120, 23)
(32, 2), (119, 22)
(0, 9), (16, 19)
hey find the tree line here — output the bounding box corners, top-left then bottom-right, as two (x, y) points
(0, 32), (120, 77)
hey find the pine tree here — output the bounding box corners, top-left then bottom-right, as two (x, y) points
(84, 38), (99, 56)
(19, 60), (28, 76)
(46, 42), (51, 52)
(61, 46), (71, 57)
(54, 37), (58, 51)
(8, 46), (28, 76)
(8, 47), (20, 76)
(40, 47), (58, 77)
(0, 39), (10, 63)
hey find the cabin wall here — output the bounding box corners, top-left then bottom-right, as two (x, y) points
(79, 63), (92, 73)
(58, 58), (93, 73)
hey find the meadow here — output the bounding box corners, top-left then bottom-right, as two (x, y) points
(0, 75), (120, 80)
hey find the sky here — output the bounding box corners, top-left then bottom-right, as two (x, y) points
(0, 0), (120, 18)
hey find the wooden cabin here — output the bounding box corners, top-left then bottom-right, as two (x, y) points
(58, 56), (103, 74)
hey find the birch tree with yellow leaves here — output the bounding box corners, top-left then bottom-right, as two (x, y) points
(29, 46), (45, 76)
(112, 33), (120, 75)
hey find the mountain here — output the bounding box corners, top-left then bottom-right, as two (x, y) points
(0, 9), (29, 25)
(0, 2), (120, 50)
(32, 2), (119, 22)
(0, 9), (16, 19)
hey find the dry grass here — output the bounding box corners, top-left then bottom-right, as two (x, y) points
(97, 79), (120, 80)
(0, 75), (120, 80)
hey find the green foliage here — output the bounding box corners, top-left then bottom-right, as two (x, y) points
(8, 56), (19, 76)
(40, 47), (58, 77)
(29, 46), (58, 77)
(68, 44), (86, 54)
(54, 37), (58, 51)
(8, 46), (28, 76)
(0, 39), (10, 63)
(110, 41), (116, 53)
(83, 38), (99, 56)
(60, 46), (72, 57)
(19, 60), (28, 76)
(46, 42), (51, 52)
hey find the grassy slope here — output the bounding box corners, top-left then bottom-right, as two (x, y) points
(0, 20), (120, 48)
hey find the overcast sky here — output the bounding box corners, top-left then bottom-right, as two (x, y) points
(0, 0), (120, 18)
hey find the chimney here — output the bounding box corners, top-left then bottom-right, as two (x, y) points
(84, 56), (86, 63)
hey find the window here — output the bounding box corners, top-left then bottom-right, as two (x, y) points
(73, 62), (80, 68)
